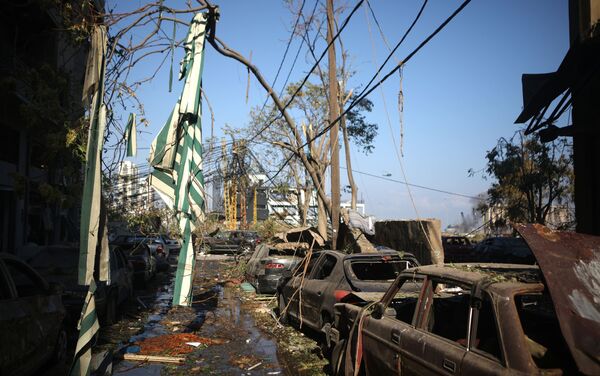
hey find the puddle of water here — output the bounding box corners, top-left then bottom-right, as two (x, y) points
(114, 362), (163, 376)
(112, 280), (175, 374)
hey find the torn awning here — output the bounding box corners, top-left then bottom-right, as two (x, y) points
(149, 12), (208, 306)
(515, 38), (600, 132)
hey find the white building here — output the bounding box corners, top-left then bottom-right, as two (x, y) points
(115, 161), (155, 214)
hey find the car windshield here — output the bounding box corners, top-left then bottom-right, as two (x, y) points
(349, 259), (408, 281)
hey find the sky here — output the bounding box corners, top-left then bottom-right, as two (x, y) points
(109, 0), (570, 229)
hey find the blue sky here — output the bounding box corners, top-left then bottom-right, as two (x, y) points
(111, 0), (569, 228)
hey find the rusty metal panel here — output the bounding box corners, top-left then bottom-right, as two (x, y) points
(515, 223), (600, 375)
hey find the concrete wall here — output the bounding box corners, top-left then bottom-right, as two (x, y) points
(374, 219), (444, 265)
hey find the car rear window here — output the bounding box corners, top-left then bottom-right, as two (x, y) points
(350, 259), (409, 281)
(268, 248), (301, 257)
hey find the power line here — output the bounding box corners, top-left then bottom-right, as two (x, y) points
(306, 0), (471, 150)
(251, 0), (471, 183)
(246, 0), (366, 144)
(277, 0), (319, 97)
(340, 166), (484, 201)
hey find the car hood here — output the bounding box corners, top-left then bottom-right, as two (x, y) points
(516, 224), (600, 375)
(342, 291), (385, 303)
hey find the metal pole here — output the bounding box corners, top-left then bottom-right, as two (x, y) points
(327, 0), (341, 249)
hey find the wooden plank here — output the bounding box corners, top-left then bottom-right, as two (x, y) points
(122, 354), (185, 364)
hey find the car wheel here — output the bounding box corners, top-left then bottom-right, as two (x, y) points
(50, 326), (68, 364)
(278, 294), (288, 324)
(103, 291), (117, 325)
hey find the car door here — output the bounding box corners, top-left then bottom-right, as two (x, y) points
(400, 277), (471, 376)
(284, 251), (322, 320)
(460, 292), (506, 375)
(246, 244), (267, 281)
(359, 276), (423, 375)
(0, 258), (52, 374)
(298, 254), (339, 329)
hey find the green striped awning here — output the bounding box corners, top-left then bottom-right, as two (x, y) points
(72, 24), (109, 376)
(126, 113), (137, 157)
(149, 12), (208, 306)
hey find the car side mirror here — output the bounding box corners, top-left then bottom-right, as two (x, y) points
(372, 302), (386, 320)
(48, 282), (63, 296)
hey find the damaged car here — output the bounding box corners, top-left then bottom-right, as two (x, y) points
(199, 230), (261, 256)
(442, 235), (474, 263)
(0, 253), (67, 375)
(277, 250), (419, 336)
(245, 244), (305, 294)
(329, 224), (600, 376)
(28, 246), (134, 325)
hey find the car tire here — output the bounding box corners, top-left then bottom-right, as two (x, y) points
(103, 291), (118, 325)
(134, 274), (147, 289)
(278, 294), (288, 324)
(50, 326), (68, 364)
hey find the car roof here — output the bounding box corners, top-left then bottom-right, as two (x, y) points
(402, 263), (542, 286)
(316, 250), (417, 261)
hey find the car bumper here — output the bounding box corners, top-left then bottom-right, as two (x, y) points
(256, 274), (281, 294)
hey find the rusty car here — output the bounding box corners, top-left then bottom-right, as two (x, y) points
(442, 235), (475, 263)
(328, 224), (600, 376)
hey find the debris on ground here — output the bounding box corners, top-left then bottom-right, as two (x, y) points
(229, 354), (262, 369)
(247, 298), (328, 375)
(136, 333), (225, 356)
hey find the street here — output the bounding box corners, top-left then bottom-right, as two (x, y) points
(86, 254), (327, 376)
(2, 1), (599, 376)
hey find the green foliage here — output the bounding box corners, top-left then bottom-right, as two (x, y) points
(345, 95), (378, 154)
(249, 217), (286, 240)
(473, 132), (573, 226)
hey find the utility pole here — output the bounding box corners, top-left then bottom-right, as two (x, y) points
(569, 0), (600, 235)
(327, 0), (341, 249)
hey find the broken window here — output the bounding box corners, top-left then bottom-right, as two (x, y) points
(312, 255), (336, 280)
(515, 292), (577, 372)
(268, 248), (300, 257)
(388, 278), (423, 324)
(349, 260), (409, 281)
(472, 293), (503, 361)
(292, 252), (321, 278)
(418, 279), (470, 346)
